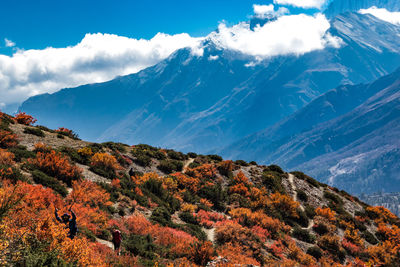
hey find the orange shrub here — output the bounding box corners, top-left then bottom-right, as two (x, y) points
(0, 149), (15, 165)
(13, 112), (37, 125)
(366, 206), (398, 223)
(189, 241), (215, 266)
(77, 147), (93, 157)
(217, 243), (260, 266)
(268, 192), (299, 218)
(0, 130), (18, 148)
(33, 142), (52, 153)
(28, 150), (82, 185)
(316, 207), (336, 222)
(91, 152), (121, 172)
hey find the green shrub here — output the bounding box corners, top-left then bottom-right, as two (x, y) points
(150, 206), (172, 226)
(187, 152), (197, 158)
(157, 159), (183, 174)
(234, 160), (248, 166)
(188, 162), (200, 169)
(313, 223), (329, 235)
(23, 127), (45, 137)
(249, 161), (257, 165)
(8, 145), (35, 162)
(296, 189), (308, 202)
(305, 205), (316, 219)
(207, 154), (222, 162)
(261, 172), (285, 194)
(31, 170), (68, 197)
(36, 125), (56, 133)
(101, 141), (127, 153)
(198, 184), (227, 211)
(56, 133), (64, 139)
(294, 209), (309, 228)
(292, 227), (316, 243)
(362, 230), (378, 245)
(267, 165), (284, 174)
(324, 191), (343, 205)
(167, 150), (186, 160)
(179, 211), (199, 225)
(134, 154), (152, 167)
(59, 146), (88, 165)
(124, 234), (157, 260)
(307, 246), (322, 260)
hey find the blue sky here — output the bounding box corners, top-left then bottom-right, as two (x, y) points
(0, 0), (324, 53)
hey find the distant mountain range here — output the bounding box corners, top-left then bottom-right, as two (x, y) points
(20, 2), (400, 195)
(222, 68), (400, 194)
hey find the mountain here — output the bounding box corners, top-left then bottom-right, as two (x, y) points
(20, 12), (400, 153)
(222, 67), (400, 195)
(325, 0), (400, 18)
(1, 111), (400, 266)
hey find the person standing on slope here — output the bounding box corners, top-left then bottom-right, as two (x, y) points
(55, 207), (78, 239)
(112, 229), (122, 255)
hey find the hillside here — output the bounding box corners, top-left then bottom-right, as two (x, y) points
(0, 112), (400, 266)
(222, 67), (400, 195)
(19, 11), (400, 153)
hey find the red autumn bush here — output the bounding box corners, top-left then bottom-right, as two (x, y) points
(0, 149), (15, 165)
(0, 130), (18, 148)
(28, 150), (82, 185)
(13, 112), (37, 125)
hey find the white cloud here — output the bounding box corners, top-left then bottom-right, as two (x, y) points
(273, 0), (327, 9)
(209, 13), (342, 58)
(359, 6), (400, 25)
(0, 33), (203, 106)
(253, 4), (289, 18)
(4, 38), (16, 47)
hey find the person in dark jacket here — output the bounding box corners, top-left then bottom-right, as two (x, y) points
(112, 229), (122, 254)
(55, 207), (78, 239)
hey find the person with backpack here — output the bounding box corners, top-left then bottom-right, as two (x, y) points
(55, 206), (78, 239)
(112, 229), (122, 254)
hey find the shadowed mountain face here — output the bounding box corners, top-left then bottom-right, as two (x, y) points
(20, 12), (400, 154)
(325, 0), (400, 18)
(221, 68), (400, 194)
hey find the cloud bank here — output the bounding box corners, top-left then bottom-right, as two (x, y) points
(273, 0), (328, 9)
(359, 6), (400, 25)
(0, 33), (203, 107)
(0, 5), (341, 109)
(210, 13), (341, 58)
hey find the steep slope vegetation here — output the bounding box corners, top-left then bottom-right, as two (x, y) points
(0, 112), (400, 266)
(20, 12), (400, 153)
(222, 68), (400, 195)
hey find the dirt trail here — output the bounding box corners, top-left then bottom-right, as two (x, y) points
(96, 238), (113, 249)
(203, 227), (215, 244)
(183, 158), (194, 173)
(288, 173), (315, 230)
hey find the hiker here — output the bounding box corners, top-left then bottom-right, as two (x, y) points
(112, 229), (122, 254)
(55, 207), (78, 239)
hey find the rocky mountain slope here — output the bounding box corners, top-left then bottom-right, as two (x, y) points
(222, 67), (400, 195)
(20, 11), (400, 153)
(1, 111), (400, 266)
